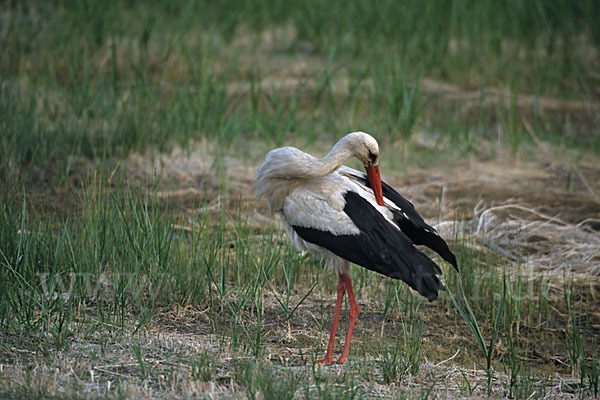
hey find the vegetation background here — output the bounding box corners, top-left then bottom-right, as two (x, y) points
(1, 0), (599, 398)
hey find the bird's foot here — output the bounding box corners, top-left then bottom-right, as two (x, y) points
(312, 355), (349, 365)
(302, 354), (333, 365)
(335, 348), (350, 364)
(335, 355), (348, 364)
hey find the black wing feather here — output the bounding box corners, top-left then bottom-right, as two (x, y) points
(342, 169), (457, 270)
(292, 191), (445, 301)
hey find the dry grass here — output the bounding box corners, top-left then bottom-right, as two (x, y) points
(3, 136), (590, 398)
(0, 330), (588, 399)
(4, 111), (598, 399)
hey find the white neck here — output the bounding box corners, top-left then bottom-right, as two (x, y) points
(254, 132), (374, 212)
(314, 138), (355, 177)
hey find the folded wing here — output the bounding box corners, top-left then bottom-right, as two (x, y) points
(339, 166), (458, 270)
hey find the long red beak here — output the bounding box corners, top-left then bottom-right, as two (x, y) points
(365, 165), (384, 206)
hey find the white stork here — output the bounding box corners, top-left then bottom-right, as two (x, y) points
(254, 132), (457, 364)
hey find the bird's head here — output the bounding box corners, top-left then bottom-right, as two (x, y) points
(345, 132), (385, 207)
(353, 133), (380, 168)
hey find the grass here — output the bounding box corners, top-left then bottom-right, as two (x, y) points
(1, 0), (600, 398)
(448, 276), (507, 395)
(379, 286), (424, 384)
(1, 173), (599, 397)
(3, 0), (600, 179)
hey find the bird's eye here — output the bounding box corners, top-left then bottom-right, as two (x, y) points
(368, 151), (377, 165)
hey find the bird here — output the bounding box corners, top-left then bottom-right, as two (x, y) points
(254, 132), (457, 364)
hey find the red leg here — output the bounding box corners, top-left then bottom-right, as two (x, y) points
(316, 275), (346, 364)
(336, 274), (359, 364)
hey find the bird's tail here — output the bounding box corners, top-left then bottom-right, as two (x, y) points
(383, 249), (444, 301)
